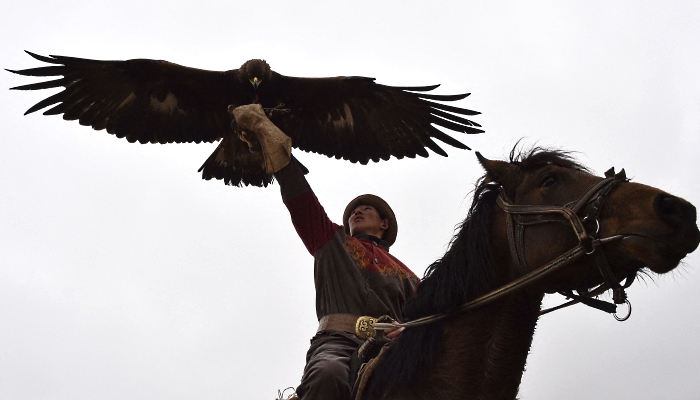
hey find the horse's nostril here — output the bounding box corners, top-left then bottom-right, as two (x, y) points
(656, 194), (679, 216)
(655, 193), (697, 227)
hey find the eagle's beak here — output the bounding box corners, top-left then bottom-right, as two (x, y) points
(250, 77), (260, 89)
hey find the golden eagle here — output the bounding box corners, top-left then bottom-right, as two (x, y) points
(8, 51), (483, 187)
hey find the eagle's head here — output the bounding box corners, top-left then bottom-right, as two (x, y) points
(240, 59), (272, 90)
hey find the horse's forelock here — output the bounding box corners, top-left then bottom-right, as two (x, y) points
(510, 146), (591, 174)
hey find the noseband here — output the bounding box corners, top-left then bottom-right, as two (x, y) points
(374, 167), (632, 333)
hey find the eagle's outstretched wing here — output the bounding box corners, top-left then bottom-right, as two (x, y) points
(9, 51), (483, 186)
(265, 74), (482, 164)
(8, 51), (243, 144)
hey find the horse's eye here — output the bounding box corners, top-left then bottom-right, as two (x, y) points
(541, 175), (557, 188)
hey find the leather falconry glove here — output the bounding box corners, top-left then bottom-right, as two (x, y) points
(230, 104), (292, 174)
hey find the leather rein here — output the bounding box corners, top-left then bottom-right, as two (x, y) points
(375, 167), (632, 333)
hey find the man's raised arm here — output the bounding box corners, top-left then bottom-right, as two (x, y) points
(232, 104), (342, 255)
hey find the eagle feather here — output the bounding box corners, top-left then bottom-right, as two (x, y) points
(8, 51), (483, 187)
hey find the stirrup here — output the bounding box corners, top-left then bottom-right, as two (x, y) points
(276, 387), (297, 400)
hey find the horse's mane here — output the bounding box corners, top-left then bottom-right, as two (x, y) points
(363, 147), (589, 399)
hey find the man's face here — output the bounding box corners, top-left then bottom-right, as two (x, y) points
(348, 204), (389, 238)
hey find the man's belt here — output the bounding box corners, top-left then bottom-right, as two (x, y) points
(317, 314), (377, 340)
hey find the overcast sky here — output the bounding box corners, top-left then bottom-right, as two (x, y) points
(1, 1), (699, 399)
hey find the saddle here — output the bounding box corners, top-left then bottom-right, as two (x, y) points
(349, 316), (393, 400)
(350, 335), (391, 400)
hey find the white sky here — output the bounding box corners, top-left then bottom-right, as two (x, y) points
(1, 1), (699, 399)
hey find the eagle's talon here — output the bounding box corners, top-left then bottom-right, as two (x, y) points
(263, 104), (291, 117)
(237, 129), (261, 152)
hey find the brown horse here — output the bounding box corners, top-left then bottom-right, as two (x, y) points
(360, 148), (699, 400)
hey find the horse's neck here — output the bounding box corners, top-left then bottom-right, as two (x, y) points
(420, 291), (543, 400)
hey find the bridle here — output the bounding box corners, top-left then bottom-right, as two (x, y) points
(374, 167), (633, 333)
(498, 166), (633, 320)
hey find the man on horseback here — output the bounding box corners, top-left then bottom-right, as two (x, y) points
(232, 104), (419, 400)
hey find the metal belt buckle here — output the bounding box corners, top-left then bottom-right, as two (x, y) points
(355, 316), (377, 340)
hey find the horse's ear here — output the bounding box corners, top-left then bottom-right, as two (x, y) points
(476, 152), (518, 184)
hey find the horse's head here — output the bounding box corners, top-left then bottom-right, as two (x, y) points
(477, 149), (700, 295)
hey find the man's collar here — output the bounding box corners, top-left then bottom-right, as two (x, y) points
(352, 233), (391, 251)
